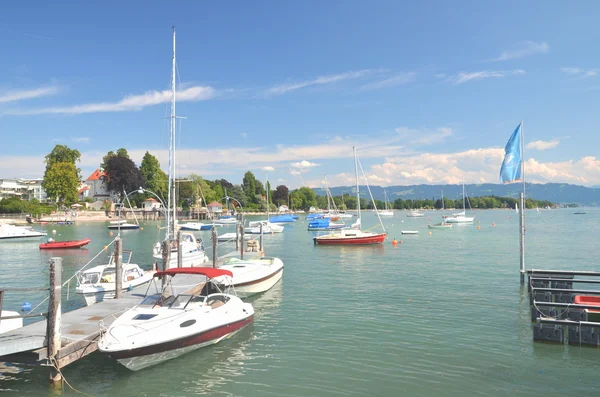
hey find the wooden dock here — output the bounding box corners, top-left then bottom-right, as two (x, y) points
(0, 225), (263, 385)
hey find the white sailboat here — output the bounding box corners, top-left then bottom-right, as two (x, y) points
(429, 191), (452, 229)
(246, 176), (284, 234)
(0, 223), (46, 241)
(515, 203), (519, 214)
(445, 183), (474, 223)
(151, 28), (208, 269)
(378, 189), (394, 216)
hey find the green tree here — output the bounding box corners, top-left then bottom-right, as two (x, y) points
(42, 162), (79, 204)
(139, 152), (168, 202)
(295, 187), (318, 211)
(44, 145), (81, 175)
(105, 156), (144, 199)
(242, 171), (258, 204)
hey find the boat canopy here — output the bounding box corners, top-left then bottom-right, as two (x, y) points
(154, 267), (233, 279)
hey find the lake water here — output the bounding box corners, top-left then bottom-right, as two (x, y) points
(0, 208), (599, 396)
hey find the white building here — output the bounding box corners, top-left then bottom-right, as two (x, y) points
(207, 200), (223, 214)
(143, 197), (162, 211)
(85, 169), (118, 202)
(0, 178), (47, 201)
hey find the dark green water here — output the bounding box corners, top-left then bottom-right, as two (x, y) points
(0, 209), (599, 396)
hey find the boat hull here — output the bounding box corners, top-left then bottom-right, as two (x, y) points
(314, 233), (386, 245)
(234, 268), (283, 297)
(76, 273), (155, 306)
(108, 224), (140, 230)
(104, 315), (253, 371)
(40, 238), (91, 249)
(152, 250), (209, 268)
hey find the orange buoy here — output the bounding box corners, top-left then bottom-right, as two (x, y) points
(492, 222), (496, 226)
(104, 245), (108, 251)
(392, 239), (398, 246)
(109, 231), (113, 236)
(477, 225), (481, 229)
(428, 231), (432, 235)
(140, 227), (144, 230)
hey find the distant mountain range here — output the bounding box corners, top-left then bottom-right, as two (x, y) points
(313, 183), (600, 206)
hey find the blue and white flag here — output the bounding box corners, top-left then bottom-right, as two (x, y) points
(499, 123), (522, 183)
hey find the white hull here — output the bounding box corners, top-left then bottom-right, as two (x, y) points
(217, 257), (284, 298)
(116, 326), (246, 371)
(153, 251), (209, 268)
(0, 310), (23, 334)
(445, 216), (474, 223)
(217, 232), (238, 242)
(378, 211), (394, 216)
(401, 230), (419, 235)
(235, 269), (283, 297)
(0, 224), (46, 241)
(77, 274), (154, 306)
(406, 213), (424, 218)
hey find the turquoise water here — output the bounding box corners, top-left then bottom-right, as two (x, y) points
(0, 209), (599, 396)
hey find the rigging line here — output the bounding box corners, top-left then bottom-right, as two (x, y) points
(356, 155), (386, 233)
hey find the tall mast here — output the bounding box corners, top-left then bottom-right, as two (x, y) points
(169, 26), (177, 239)
(519, 120), (526, 280)
(353, 146), (361, 226)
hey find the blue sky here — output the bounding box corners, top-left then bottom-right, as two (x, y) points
(1, 1), (599, 188)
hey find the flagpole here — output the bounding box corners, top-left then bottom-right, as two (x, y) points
(519, 119), (526, 283)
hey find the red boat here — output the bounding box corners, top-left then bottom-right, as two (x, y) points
(313, 230), (386, 245)
(39, 238), (91, 250)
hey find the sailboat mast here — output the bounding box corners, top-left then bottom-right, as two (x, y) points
(169, 26), (177, 239)
(353, 146), (361, 225)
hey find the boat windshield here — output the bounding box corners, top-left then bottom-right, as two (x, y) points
(80, 272), (100, 284)
(140, 295), (161, 306)
(169, 294), (205, 309)
(101, 268), (116, 283)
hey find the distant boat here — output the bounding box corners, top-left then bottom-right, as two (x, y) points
(429, 190), (452, 229)
(406, 210), (424, 218)
(378, 189), (394, 217)
(401, 230), (419, 235)
(515, 203), (519, 214)
(573, 211), (586, 215)
(445, 183), (474, 223)
(0, 224), (47, 241)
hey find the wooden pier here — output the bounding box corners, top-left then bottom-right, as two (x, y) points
(0, 223), (262, 386)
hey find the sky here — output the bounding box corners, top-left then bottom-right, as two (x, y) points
(1, 1), (599, 189)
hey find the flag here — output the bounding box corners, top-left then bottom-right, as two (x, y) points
(499, 123), (522, 183)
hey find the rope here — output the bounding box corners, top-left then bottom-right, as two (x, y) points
(49, 356), (95, 397)
(27, 236), (119, 314)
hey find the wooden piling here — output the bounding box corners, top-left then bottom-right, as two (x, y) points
(212, 227), (218, 268)
(114, 237), (122, 299)
(239, 224), (244, 259)
(177, 230), (183, 268)
(48, 257), (62, 386)
(259, 222), (264, 252)
(161, 239), (171, 287)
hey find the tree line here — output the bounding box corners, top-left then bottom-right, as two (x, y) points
(37, 144), (553, 212)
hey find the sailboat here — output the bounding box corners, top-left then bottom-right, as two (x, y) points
(108, 194), (140, 230)
(378, 189), (394, 216)
(246, 176), (284, 234)
(151, 28), (208, 269)
(313, 147), (386, 245)
(515, 203), (519, 214)
(429, 191), (452, 229)
(445, 183), (474, 223)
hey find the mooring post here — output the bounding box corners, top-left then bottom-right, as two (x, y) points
(519, 192), (526, 284)
(161, 239), (171, 288)
(48, 257), (62, 386)
(114, 237), (123, 299)
(212, 226), (218, 268)
(235, 214), (240, 251)
(177, 230), (183, 268)
(240, 224), (244, 259)
(259, 222), (264, 252)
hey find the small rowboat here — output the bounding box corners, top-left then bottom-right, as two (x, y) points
(40, 238), (91, 250)
(401, 230), (419, 235)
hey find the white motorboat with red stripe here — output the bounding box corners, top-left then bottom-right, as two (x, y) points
(215, 256), (284, 298)
(98, 267), (254, 371)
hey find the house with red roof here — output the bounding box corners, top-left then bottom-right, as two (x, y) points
(85, 169), (117, 202)
(206, 200), (223, 214)
(142, 197), (162, 211)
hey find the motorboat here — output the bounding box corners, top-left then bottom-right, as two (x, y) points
(98, 266), (254, 371)
(217, 232), (238, 242)
(76, 250), (155, 306)
(401, 230), (419, 235)
(0, 224), (47, 241)
(152, 231), (208, 268)
(245, 220), (284, 234)
(268, 214), (296, 224)
(40, 237), (91, 249)
(428, 223), (452, 229)
(180, 222), (223, 231)
(108, 222), (140, 230)
(215, 257), (284, 298)
(406, 210), (425, 218)
(0, 310), (23, 334)
(109, 219), (127, 225)
(214, 216), (237, 225)
(313, 148), (386, 246)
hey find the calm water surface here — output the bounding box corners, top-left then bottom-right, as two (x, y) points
(0, 208), (599, 396)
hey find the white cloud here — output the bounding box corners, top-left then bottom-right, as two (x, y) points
(560, 67), (599, 78)
(0, 86), (60, 103)
(291, 160), (319, 169)
(289, 169), (302, 176)
(360, 72), (416, 90)
(265, 69), (380, 96)
(395, 126), (454, 145)
(240, 132), (248, 138)
(262, 166), (275, 172)
(434, 73), (446, 79)
(526, 139), (559, 150)
(448, 70), (525, 85)
(490, 41), (549, 62)
(4, 85), (215, 115)
(72, 137), (91, 143)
